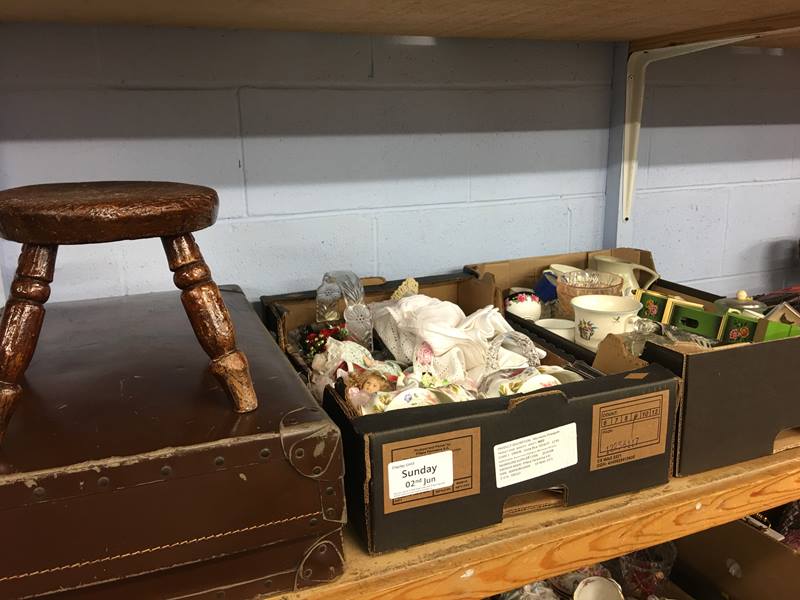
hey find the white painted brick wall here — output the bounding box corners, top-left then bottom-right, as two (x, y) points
(634, 46), (800, 297)
(0, 25), (797, 303)
(0, 24), (612, 301)
(0, 90), (246, 219)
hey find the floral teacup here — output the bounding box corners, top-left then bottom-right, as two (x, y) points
(504, 290), (542, 321)
(571, 295), (642, 351)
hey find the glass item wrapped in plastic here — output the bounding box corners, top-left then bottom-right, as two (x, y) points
(331, 270), (373, 351)
(619, 542), (677, 599)
(326, 270), (363, 305)
(620, 319), (716, 357)
(485, 331), (542, 371)
(476, 331), (546, 395)
(316, 271), (374, 350)
(316, 273), (342, 322)
(621, 319), (669, 356)
(344, 302), (374, 352)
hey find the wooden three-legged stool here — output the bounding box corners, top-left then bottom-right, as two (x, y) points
(0, 181), (258, 441)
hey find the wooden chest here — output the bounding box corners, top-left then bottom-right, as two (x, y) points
(0, 288), (345, 598)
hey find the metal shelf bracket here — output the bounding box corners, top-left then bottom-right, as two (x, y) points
(621, 35), (757, 222)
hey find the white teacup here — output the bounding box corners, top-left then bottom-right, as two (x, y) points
(571, 295), (642, 351)
(536, 318), (576, 342)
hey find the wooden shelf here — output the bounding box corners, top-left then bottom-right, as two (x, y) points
(277, 447), (800, 600)
(3, 4), (797, 598)
(2, 2), (800, 48)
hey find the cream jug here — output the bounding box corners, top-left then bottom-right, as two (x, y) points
(593, 255), (659, 296)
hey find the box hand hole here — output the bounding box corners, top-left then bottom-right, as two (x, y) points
(773, 426), (800, 453)
(502, 488), (565, 519)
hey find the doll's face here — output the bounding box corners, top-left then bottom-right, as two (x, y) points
(361, 374), (385, 394)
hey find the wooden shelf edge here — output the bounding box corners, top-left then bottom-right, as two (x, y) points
(5, 3), (800, 49)
(276, 448), (800, 600)
(630, 11), (800, 52)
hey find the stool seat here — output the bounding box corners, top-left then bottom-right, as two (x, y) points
(0, 181), (218, 244)
(0, 180), (256, 443)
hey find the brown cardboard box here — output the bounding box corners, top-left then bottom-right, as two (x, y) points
(465, 247), (658, 365)
(674, 519), (799, 600)
(467, 249), (800, 476)
(262, 274), (678, 553)
(466, 247), (658, 310)
(0, 289), (344, 599)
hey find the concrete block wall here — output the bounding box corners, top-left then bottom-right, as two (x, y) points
(0, 24), (611, 302)
(0, 25), (798, 303)
(632, 46), (800, 297)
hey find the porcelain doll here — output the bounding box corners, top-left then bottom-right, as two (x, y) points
(345, 369), (394, 415)
(346, 369), (392, 395)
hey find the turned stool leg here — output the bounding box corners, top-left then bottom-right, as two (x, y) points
(162, 234), (258, 413)
(0, 244), (57, 441)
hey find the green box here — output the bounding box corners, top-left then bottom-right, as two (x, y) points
(759, 320), (794, 342)
(754, 303), (800, 342)
(638, 290), (669, 322)
(669, 304), (723, 339)
(720, 311), (760, 344)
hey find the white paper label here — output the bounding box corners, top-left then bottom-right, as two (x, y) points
(494, 423), (578, 489)
(387, 450), (454, 500)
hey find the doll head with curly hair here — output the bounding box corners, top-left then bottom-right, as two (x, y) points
(346, 369), (391, 394)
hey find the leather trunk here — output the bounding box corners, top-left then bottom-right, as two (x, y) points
(0, 288), (345, 598)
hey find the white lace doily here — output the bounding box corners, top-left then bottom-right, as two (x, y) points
(372, 294), (540, 384)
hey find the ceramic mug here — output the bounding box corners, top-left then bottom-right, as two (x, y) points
(571, 295), (643, 351)
(536, 318), (576, 342)
(593, 255), (659, 296)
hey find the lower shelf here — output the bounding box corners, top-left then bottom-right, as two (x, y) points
(277, 446), (800, 600)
